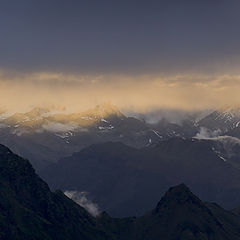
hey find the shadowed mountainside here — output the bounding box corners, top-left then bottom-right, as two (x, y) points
(42, 138), (240, 217)
(1, 144), (240, 239)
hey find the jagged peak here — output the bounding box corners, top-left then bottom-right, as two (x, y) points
(93, 102), (123, 117)
(215, 106), (240, 118)
(154, 183), (202, 213)
(164, 183), (193, 196)
(80, 102), (124, 119)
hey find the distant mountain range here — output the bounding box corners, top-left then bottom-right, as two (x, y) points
(1, 104), (240, 218)
(1, 104), (240, 171)
(41, 138), (240, 217)
(0, 103), (166, 170)
(198, 107), (240, 133)
(1, 144), (240, 240)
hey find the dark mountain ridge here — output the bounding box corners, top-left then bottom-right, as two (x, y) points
(0, 144), (108, 240)
(2, 144), (240, 239)
(42, 138), (240, 217)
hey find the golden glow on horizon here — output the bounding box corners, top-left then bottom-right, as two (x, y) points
(0, 70), (240, 113)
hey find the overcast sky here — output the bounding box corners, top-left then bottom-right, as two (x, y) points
(1, 0), (240, 74)
(1, 0), (240, 112)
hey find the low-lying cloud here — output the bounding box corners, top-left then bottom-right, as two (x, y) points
(195, 127), (222, 139)
(195, 127), (240, 145)
(42, 122), (78, 133)
(64, 191), (100, 217)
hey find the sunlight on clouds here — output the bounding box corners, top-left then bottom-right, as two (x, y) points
(0, 70), (240, 113)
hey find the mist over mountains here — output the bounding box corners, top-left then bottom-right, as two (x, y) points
(1, 103), (240, 219)
(0, 103), (199, 169)
(3, 1), (240, 238)
(0, 103), (240, 169)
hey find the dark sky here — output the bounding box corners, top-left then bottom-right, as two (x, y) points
(0, 0), (240, 74)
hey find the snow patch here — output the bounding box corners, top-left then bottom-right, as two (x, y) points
(218, 155), (227, 162)
(101, 118), (109, 123)
(98, 125), (114, 130)
(151, 130), (163, 139)
(80, 116), (94, 120)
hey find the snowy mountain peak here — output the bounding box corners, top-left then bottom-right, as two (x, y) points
(0, 104), (126, 136)
(86, 102), (124, 119)
(217, 107), (240, 119)
(198, 106), (240, 133)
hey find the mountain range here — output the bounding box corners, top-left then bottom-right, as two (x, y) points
(1, 104), (240, 218)
(1, 104), (240, 172)
(42, 138), (240, 217)
(1, 144), (240, 240)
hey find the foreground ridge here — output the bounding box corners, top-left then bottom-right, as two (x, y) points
(1, 144), (240, 239)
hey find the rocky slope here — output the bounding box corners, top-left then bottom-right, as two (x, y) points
(1, 144), (240, 239)
(42, 138), (240, 217)
(0, 144), (108, 240)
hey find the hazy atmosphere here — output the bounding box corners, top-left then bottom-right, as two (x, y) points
(1, 0), (240, 112)
(3, 2), (240, 239)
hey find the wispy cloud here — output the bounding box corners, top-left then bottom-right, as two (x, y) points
(64, 191), (100, 217)
(42, 122), (78, 133)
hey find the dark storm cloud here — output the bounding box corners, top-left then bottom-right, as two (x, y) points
(1, 0), (240, 74)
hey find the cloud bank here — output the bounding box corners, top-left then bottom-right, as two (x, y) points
(1, 70), (240, 113)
